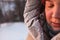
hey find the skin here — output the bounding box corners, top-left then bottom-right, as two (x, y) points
(26, 0), (60, 40)
(45, 0), (60, 31)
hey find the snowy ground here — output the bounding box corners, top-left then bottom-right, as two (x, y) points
(0, 22), (28, 40)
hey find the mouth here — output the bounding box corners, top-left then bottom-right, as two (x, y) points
(51, 22), (60, 27)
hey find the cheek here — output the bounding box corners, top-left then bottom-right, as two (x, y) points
(45, 9), (53, 23)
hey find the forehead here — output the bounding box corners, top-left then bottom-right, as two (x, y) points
(46, 0), (60, 4)
(46, 0), (60, 2)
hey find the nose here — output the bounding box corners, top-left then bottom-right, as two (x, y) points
(52, 6), (60, 19)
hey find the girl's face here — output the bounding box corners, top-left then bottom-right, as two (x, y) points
(45, 0), (60, 31)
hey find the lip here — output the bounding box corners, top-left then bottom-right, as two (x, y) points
(51, 22), (60, 27)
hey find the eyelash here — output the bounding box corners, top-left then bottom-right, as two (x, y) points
(48, 3), (54, 8)
(48, 4), (54, 8)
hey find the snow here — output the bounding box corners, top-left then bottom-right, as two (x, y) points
(0, 22), (28, 40)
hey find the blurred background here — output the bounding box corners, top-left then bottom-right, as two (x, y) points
(0, 0), (28, 40)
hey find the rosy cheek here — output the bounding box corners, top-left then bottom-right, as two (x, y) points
(45, 9), (53, 23)
(46, 9), (52, 18)
(45, 7), (51, 17)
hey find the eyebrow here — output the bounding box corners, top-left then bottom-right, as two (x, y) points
(46, 0), (50, 1)
(46, 0), (53, 1)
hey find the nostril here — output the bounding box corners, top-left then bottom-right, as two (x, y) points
(52, 13), (60, 19)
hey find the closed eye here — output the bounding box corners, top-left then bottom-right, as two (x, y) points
(46, 1), (54, 8)
(48, 4), (54, 8)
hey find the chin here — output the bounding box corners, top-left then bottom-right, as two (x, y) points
(50, 22), (60, 31)
(51, 26), (60, 31)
